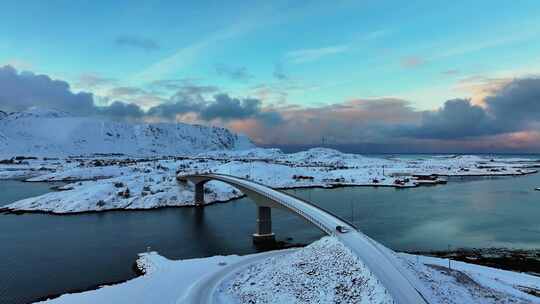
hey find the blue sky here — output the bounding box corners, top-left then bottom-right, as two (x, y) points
(1, 1), (540, 151)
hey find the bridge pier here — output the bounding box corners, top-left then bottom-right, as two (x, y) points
(185, 176), (276, 245)
(253, 206), (275, 245)
(194, 181), (205, 206)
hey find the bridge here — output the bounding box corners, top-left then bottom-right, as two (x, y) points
(178, 173), (429, 304)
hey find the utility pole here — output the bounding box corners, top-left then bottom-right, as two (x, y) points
(448, 244), (452, 270)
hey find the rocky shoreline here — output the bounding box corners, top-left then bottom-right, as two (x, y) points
(408, 247), (540, 277)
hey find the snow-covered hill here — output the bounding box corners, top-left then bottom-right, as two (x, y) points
(0, 107), (254, 157)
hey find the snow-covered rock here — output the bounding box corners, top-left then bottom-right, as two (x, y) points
(6, 166), (239, 213)
(0, 108), (254, 157)
(2, 150), (538, 214)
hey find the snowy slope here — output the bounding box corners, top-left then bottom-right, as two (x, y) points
(220, 237), (393, 304)
(0, 107), (254, 157)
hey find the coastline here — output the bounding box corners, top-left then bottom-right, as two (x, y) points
(408, 248), (540, 278)
(2, 169), (537, 215)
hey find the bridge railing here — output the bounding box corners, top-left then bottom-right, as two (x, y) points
(215, 175), (332, 235)
(198, 173), (358, 236)
(272, 188), (359, 231)
(207, 174), (357, 227)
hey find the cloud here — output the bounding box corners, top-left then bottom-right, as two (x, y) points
(399, 78), (540, 140)
(199, 94), (281, 125)
(454, 75), (511, 105)
(2, 65), (540, 152)
(286, 45), (349, 64)
(177, 84), (219, 96)
(215, 64), (253, 81)
(224, 77), (540, 151)
(398, 99), (499, 139)
(199, 94), (259, 120)
(107, 79), (219, 110)
(0, 65), (97, 115)
(146, 99), (202, 119)
(115, 35), (160, 51)
(100, 101), (145, 120)
(249, 79), (321, 106)
(109, 86), (145, 97)
(0, 65), (279, 125)
(231, 98), (420, 145)
(146, 93), (282, 125)
(77, 73), (116, 89)
(149, 79), (219, 97)
(400, 56), (425, 68)
(107, 86), (165, 109)
(0, 65), (154, 119)
(485, 77), (540, 127)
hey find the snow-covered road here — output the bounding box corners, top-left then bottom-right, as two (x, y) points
(187, 249), (295, 303)
(185, 173), (429, 304)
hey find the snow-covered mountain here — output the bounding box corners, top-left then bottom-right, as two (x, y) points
(0, 107), (254, 157)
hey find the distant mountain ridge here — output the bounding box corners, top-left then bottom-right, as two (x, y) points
(0, 107), (254, 157)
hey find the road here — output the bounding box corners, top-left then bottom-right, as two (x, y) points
(186, 249), (296, 304)
(183, 173), (429, 303)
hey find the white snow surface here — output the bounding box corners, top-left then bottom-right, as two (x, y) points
(37, 251), (245, 304)
(0, 108), (254, 157)
(219, 237), (393, 304)
(398, 253), (540, 303)
(37, 237), (540, 304)
(2, 148), (538, 213)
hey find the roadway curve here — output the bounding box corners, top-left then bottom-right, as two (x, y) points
(183, 173), (429, 304)
(187, 249), (296, 303)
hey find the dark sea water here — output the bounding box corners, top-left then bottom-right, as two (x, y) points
(1, 172), (540, 303)
(0, 180), (64, 206)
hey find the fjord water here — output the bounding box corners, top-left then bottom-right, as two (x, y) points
(0, 180), (64, 205)
(1, 173), (540, 303)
